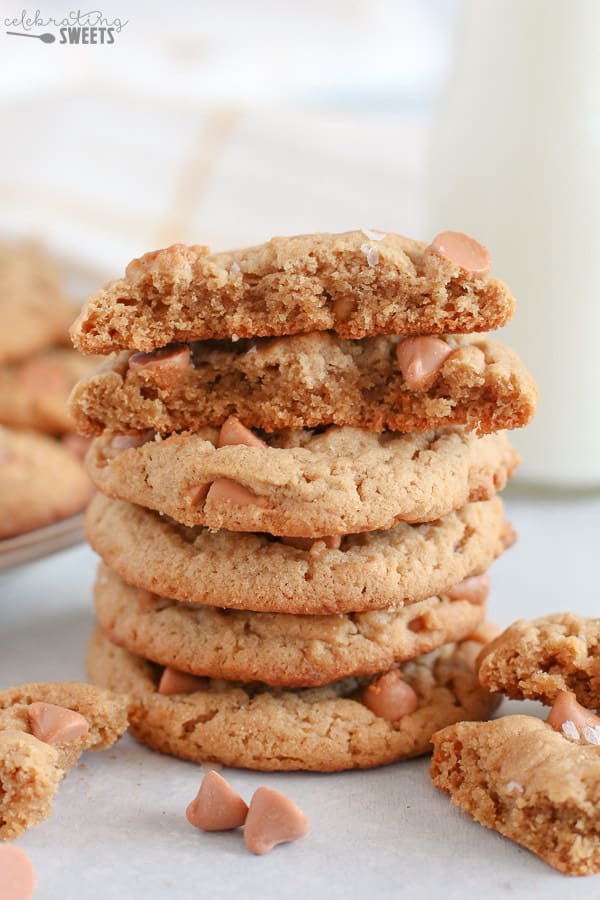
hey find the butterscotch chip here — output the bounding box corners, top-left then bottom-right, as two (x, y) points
(0, 239), (72, 365)
(0, 846), (36, 900)
(93, 563), (488, 686)
(0, 427), (93, 539)
(477, 613), (600, 708)
(0, 348), (100, 434)
(362, 671), (419, 722)
(395, 336), (454, 391)
(69, 333), (537, 437)
(431, 716), (600, 876)
(429, 232), (492, 276)
(158, 667), (207, 695)
(87, 629), (500, 772)
(244, 787), (309, 855)
(70, 231), (515, 354)
(0, 682), (128, 840)
(84, 494), (509, 615)
(205, 478), (270, 508)
(446, 574), (490, 606)
(85, 426), (518, 536)
(28, 702), (89, 745)
(186, 771), (248, 831)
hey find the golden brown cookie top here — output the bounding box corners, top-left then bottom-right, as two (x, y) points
(70, 230), (515, 353)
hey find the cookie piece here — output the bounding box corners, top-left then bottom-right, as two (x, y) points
(0, 347), (100, 434)
(93, 563), (488, 686)
(0, 240), (72, 365)
(431, 716), (600, 876)
(477, 613), (600, 709)
(87, 425), (518, 535)
(0, 681), (128, 840)
(85, 494), (509, 614)
(0, 427), (93, 540)
(87, 628), (499, 772)
(69, 333), (537, 437)
(70, 231), (515, 354)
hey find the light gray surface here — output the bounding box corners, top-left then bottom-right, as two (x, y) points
(1, 492), (599, 898)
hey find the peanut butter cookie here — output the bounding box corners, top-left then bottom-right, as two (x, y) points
(69, 333), (537, 437)
(70, 231), (514, 353)
(87, 628), (499, 772)
(93, 563), (489, 686)
(85, 494), (510, 614)
(87, 424), (518, 535)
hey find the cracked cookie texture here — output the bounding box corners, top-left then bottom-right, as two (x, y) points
(70, 231), (515, 353)
(87, 628), (499, 772)
(431, 716), (600, 876)
(85, 494), (510, 614)
(93, 563), (488, 687)
(69, 333), (537, 437)
(87, 425), (519, 535)
(477, 613), (600, 709)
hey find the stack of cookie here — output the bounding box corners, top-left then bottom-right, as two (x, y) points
(69, 230), (537, 772)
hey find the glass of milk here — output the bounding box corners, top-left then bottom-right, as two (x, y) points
(425, 0), (600, 489)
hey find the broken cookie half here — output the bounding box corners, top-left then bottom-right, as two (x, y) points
(0, 682), (128, 840)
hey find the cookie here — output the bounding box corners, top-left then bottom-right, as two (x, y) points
(70, 230), (515, 354)
(0, 681), (128, 840)
(85, 494), (510, 614)
(0, 347), (100, 434)
(0, 427), (94, 539)
(0, 239), (72, 365)
(477, 613), (600, 709)
(430, 716), (600, 876)
(87, 627), (499, 772)
(69, 333), (537, 437)
(93, 563), (488, 686)
(87, 424), (518, 535)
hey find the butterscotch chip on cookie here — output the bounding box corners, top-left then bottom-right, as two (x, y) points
(0, 240), (72, 365)
(69, 333), (537, 437)
(477, 613), (600, 709)
(87, 628), (499, 771)
(70, 231), (515, 353)
(93, 563), (488, 686)
(0, 347), (100, 434)
(87, 424), (518, 534)
(85, 494), (509, 614)
(431, 716), (600, 876)
(0, 682), (128, 840)
(0, 427), (93, 539)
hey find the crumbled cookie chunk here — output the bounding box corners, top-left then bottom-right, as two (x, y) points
(431, 716), (600, 876)
(93, 563), (487, 686)
(477, 613), (600, 708)
(0, 682), (128, 839)
(69, 333), (537, 437)
(87, 629), (499, 772)
(84, 494), (510, 615)
(70, 231), (515, 353)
